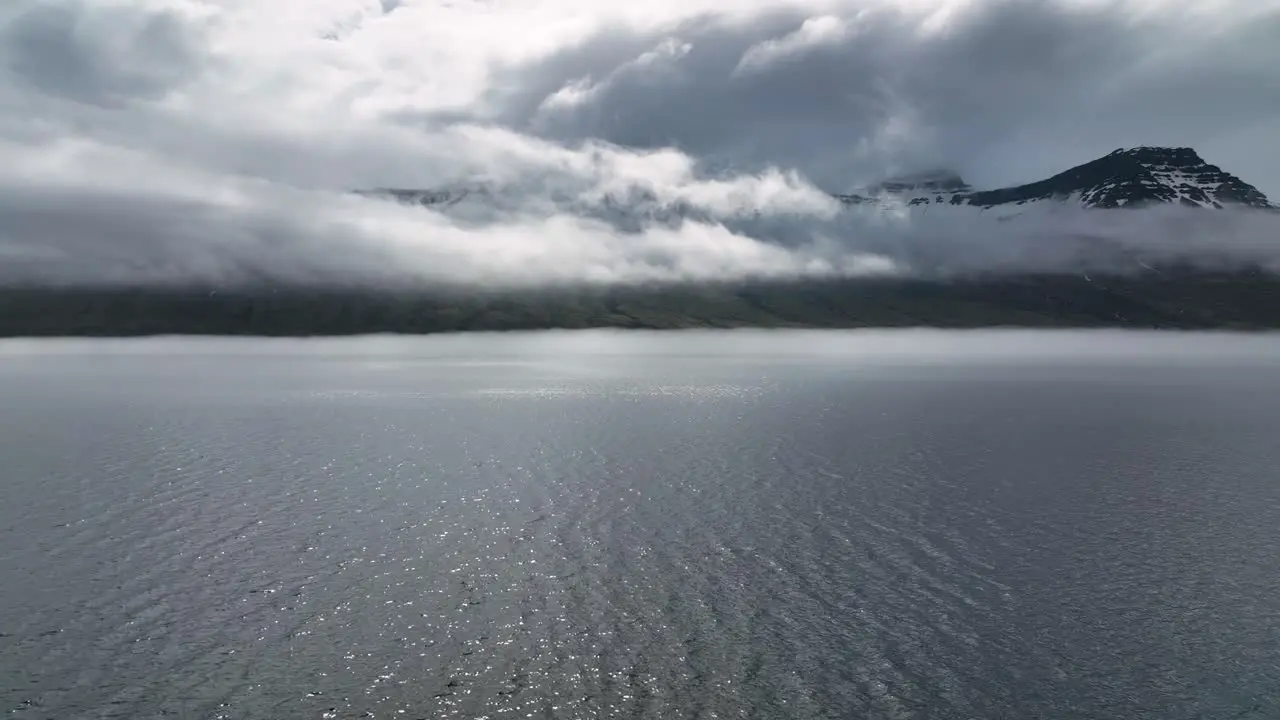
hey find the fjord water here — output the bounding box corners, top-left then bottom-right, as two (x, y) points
(2, 331), (1280, 720)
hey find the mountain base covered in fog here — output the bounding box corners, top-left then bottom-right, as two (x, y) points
(4, 270), (1280, 337)
(3, 148), (1276, 337)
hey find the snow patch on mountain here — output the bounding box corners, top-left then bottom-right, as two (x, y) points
(836, 147), (1275, 214)
(349, 146), (1279, 277)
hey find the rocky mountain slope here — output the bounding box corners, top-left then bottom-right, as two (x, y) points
(836, 147), (1274, 210)
(366, 147), (1273, 214)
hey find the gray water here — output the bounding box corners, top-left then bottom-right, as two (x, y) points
(2, 330), (1280, 720)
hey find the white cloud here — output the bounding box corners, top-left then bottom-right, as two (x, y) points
(0, 0), (1278, 289)
(733, 14), (850, 76)
(538, 38), (692, 114)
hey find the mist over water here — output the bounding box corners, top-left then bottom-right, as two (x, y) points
(3, 331), (1280, 719)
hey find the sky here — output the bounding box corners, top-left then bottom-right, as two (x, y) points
(1, 0), (1278, 287)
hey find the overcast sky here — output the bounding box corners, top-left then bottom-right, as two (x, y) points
(1, 0), (1278, 287)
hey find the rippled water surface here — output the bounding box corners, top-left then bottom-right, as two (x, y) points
(3, 331), (1280, 719)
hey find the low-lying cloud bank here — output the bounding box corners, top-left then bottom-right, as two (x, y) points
(5, 183), (1278, 288)
(0, 0), (1278, 289)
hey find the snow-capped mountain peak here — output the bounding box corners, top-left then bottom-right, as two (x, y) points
(360, 147), (1273, 224)
(838, 147), (1273, 211)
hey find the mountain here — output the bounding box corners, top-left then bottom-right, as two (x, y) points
(1, 146), (1277, 337)
(869, 170), (972, 195)
(356, 184), (718, 230)
(836, 147), (1274, 210)
(366, 147), (1273, 214)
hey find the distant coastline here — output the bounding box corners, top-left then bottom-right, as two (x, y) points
(3, 270), (1279, 337)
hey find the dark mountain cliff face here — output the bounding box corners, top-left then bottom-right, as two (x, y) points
(834, 147), (1274, 210)
(873, 171), (972, 195)
(953, 147), (1273, 209)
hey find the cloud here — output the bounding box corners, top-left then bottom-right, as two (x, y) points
(0, 0), (206, 107)
(490, 0), (1280, 190)
(535, 37), (694, 122)
(0, 0), (1278, 290)
(732, 15), (850, 77)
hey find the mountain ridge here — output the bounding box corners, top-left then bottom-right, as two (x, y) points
(360, 146), (1274, 219)
(836, 147), (1274, 210)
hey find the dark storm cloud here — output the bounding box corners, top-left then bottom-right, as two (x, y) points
(0, 1), (203, 107)
(475, 0), (1280, 194)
